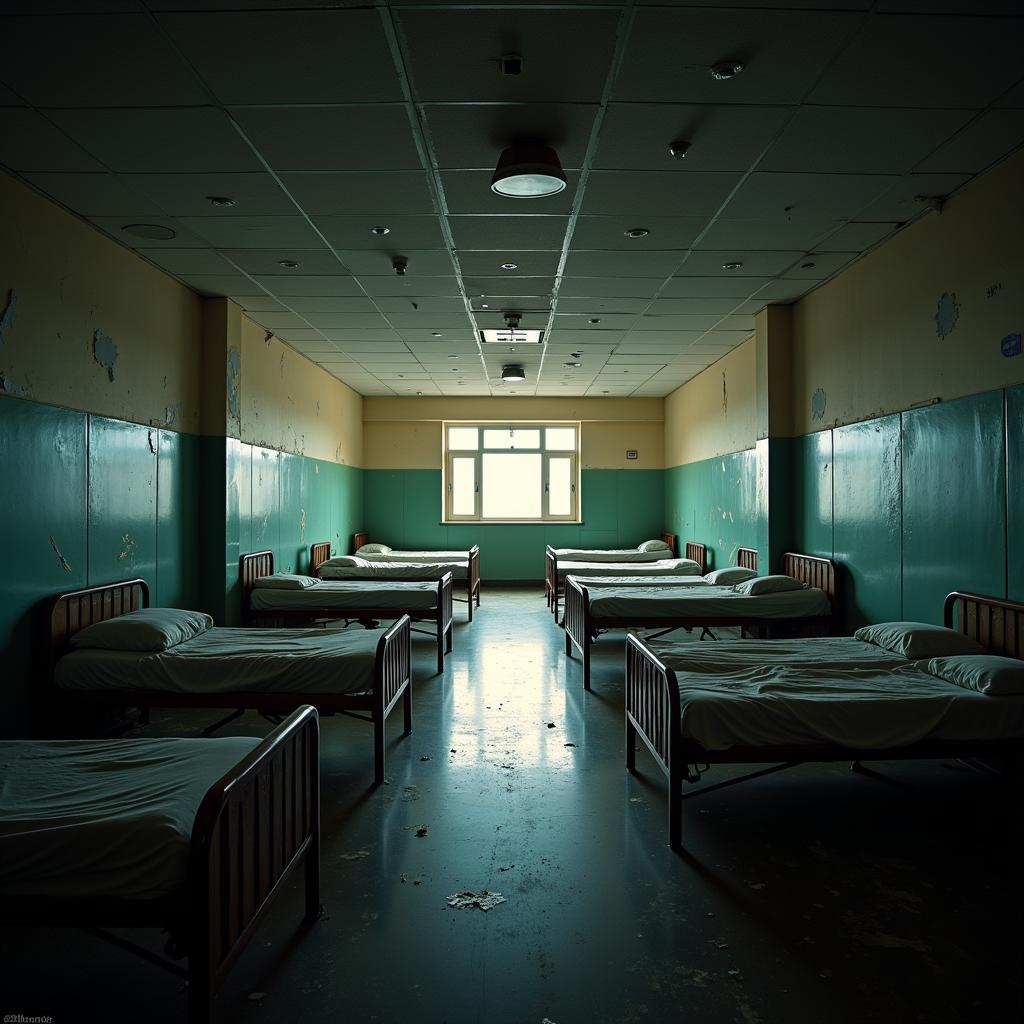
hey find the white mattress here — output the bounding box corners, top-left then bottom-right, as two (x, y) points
(556, 559), (702, 583)
(320, 561), (467, 581)
(0, 736), (260, 900)
(361, 550), (468, 566)
(647, 636), (908, 674)
(553, 547), (668, 564)
(55, 626), (384, 695)
(675, 662), (1024, 751)
(251, 580), (438, 612)
(587, 584), (832, 620)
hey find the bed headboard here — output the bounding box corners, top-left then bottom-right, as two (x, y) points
(659, 532), (678, 557)
(684, 541), (707, 574)
(352, 531), (369, 554)
(944, 591), (1024, 659)
(737, 547), (758, 571)
(310, 541), (333, 574)
(48, 579), (149, 666)
(239, 550), (275, 606)
(780, 552), (837, 607)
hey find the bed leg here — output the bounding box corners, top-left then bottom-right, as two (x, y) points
(668, 761), (683, 851)
(582, 642), (592, 692)
(436, 625), (444, 675)
(625, 717), (637, 772)
(446, 624), (453, 653)
(565, 627), (572, 657)
(403, 684), (412, 736)
(374, 714), (386, 786)
(468, 587), (473, 623)
(475, 585), (480, 608)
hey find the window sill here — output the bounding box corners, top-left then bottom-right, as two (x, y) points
(441, 520), (583, 526)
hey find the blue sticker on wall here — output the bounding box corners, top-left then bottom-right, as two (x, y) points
(1001, 333), (1021, 358)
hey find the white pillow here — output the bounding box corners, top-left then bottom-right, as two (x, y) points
(705, 567), (757, 586)
(254, 573), (320, 591)
(356, 543), (392, 555)
(925, 655), (1024, 696)
(854, 621), (986, 660)
(70, 608), (213, 652)
(638, 539), (671, 553)
(320, 555), (362, 568)
(732, 575), (806, 596)
(673, 559), (704, 576)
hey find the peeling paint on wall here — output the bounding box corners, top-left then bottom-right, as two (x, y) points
(934, 292), (959, 339)
(0, 371), (32, 397)
(227, 346), (241, 421)
(147, 430), (157, 454)
(92, 329), (118, 382)
(48, 535), (72, 573)
(117, 533), (137, 568)
(0, 289), (17, 344)
(300, 508), (306, 543)
(280, 352), (286, 376)
(811, 388), (827, 422)
(163, 401), (183, 426)
(721, 371), (727, 413)
(264, 330), (273, 346)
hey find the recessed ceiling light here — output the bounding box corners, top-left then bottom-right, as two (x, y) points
(491, 142), (567, 198)
(206, 195), (235, 207)
(801, 260), (817, 269)
(588, 318), (601, 325)
(624, 227), (650, 238)
(500, 262), (518, 271)
(457, 381), (466, 385)
(721, 261), (744, 271)
(431, 331), (443, 337)
(710, 60), (744, 81)
(668, 140), (690, 160)
(481, 303), (490, 308)
(278, 259), (301, 269)
(451, 367), (460, 372)
(416, 391), (423, 395)
(601, 390), (610, 394)
(121, 223), (176, 240)
(571, 351), (582, 358)
(565, 361), (581, 367)
(370, 225), (390, 236)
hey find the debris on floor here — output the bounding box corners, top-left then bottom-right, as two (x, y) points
(248, 992), (265, 1002)
(340, 848), (371, 861)
(564, 742), (576, 747)
(420, 755), (431, 762)
(498, 864), (515, 872)
(415, 825), (429, 837)
(447, 890), (507, 912)
(546, 722), (556, 729)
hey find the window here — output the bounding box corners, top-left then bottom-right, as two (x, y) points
(444, 423), (579, 523)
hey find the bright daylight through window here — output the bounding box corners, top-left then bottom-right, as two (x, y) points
(444, 424), (579, 523)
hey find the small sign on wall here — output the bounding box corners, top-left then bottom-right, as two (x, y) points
(1002, 333), (1021, 358)
(626, 450), (638, 460)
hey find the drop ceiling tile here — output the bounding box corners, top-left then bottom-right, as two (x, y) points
(375, 296), (469, 314)
(441, 170), (577, 215)
(400, 329), (478, 343)
(325, 330), (403, 343)
(337, 345), (410, 356)
(564, 250), (683, 278)
(1, 13), (208, 107)
(0, 82), (24, 105)
(358, 276), (462, 297)
(552, 313), (637, 330)
(545, 329), (627, 345)
(286, 296), (379, 313)
(21, 172), (166, 216)
(634, 314), (722, 332)
(916, 109), (1024, 173)
(660, 276), (773, 298)
(814, 222), (902, 252)
(694, 331), (752, 347)
(996, 78), (1024, 108)
(746, 279), (818, 304)
(219, 249), (338, 276)
(235, 310), (310, 331)
(781, 252), (858, 279)
(231, 105), (421, 171)
(177, 215), (324, 249)
(233, 295), (289, 313)
(424, 104), (598, 169)
(385, 313), (473, 330)
(137, 248), (235, 275)
(85, 217), (208, 248)
(582, 171), (741, 217)
(302, 313), (391, 331)
(450, 216), (569, 250)
(462, 276), (554, 298)
(696, 218), (836, 251)
(681, 249), (804, 277)
(288, 340), (340, 354)
(470, 296), (551, 313)
(554, 297), (651, 314)
(853, 172), (972, 221)
(458, 251), (561, 277)
(720, 171), (897, 223)
(316, 215), (445, 251)
(616, 7), (859, 105)
(280, 171), (435, 216)
(0, 107), (103, 171)
(121, 172), (295, 217)
(333, 250), (455, 277)
(596, 103), (795, 172)
(178, 273), (260, 296)
(647, 297), (746, 315)
(717, 315), (757, 332)
(558, 277), (665, 298)
(606, 354), (672, 365)
(158, 9), (400, 104)
(809, 14), (1024, 108)
(399, 10), (620, 103)
(253, 274), (365, 296)
(570, 215), (707, 251)
(48, 107), (262, 173)
(276, 328), (328, 343)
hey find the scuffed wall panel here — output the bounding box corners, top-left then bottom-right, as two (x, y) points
(790, 431), (833, 559)
(832, 417), (902, 628)
(87, 416), (157, 589)
(251, 446), (282, 559)
(902, 392), (1005, 623)
(156, 428), (200, 609)
(1009, 386), (1024, 602)
(0, 399), (88, 736)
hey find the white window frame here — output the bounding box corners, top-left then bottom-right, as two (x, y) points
(443, 422), (580, 524)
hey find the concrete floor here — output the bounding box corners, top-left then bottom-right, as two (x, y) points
(3, 587), (1022, 1023)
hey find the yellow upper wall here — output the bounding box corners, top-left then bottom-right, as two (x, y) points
(790, 148), (1024, 436)
(239, 314), (364, 466)
(663, 337), (757, 468)
(363, 396), (664, 469)
(0, 171), (202, 430)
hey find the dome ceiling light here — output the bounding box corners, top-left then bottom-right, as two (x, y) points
(501, 364), (526, 383)
(491, 142), (567, 199)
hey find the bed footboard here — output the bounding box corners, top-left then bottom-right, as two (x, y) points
(544, 546), (556, 610)
(467, 545), (481, 621)
(187, 705), (320, 1024)
(436, 573), (454, 673)
(624, 636), (684, 849)
(373, 614), (413, 785)
(563, 578), (594, 690)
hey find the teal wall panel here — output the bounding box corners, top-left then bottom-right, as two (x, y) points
(279, 451), (305, 573)
(251, 446), (281, 559)
(902, 392), (1006, 623)
(361, 468), (664, 579)
(789, 430), (833, 558)
(334, 463), (363, 557)
(832, 416), (902, 629)
(0, 399), (88, 735)
(88, 416), (157, 589)
(1009, 386), (1024, 602)
(156, 429), (200, 609)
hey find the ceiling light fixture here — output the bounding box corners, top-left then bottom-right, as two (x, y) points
(370, 225), (390, 236)
(431, 331), (443, 337)
(278, 259), (301, 269)
(565, 361), (582, 367)
(710, 60), (744, 81)
(588, 318), (601, 325)
(501, 364), (527, 383)
(206, 195), (235, 207)
(500, 262), (519, 271)
(491, 142), (567, 198)
(121, 223), (176, 240)
(721, 261), (744, 271)
(668, 140), (690, 160)
(801, 260), (817, 269)
(624, 227), (650, 238)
